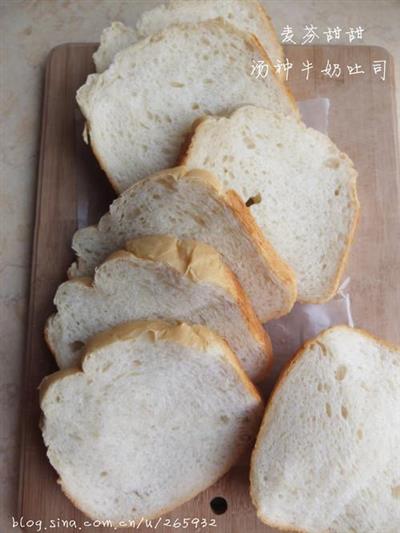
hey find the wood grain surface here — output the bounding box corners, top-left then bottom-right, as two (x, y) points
(18, 44), (399, 533)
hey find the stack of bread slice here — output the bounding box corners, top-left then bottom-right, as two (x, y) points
(93, 0), (285, 74)
(68, 167), (297, 322)
(40, 1), (399, 530)
(47, 234), (272, 381)
(77, 17), (298, 192)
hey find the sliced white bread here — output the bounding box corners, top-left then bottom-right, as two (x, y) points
(78, 18), (298, 193)
(47, 235), (272, 381)
(69, 167), (297, 323)
(182, 105), (360, 303)
(40, 320), (264, 524)
(93, 21), (138, 73)
(250, 326), (400, 532)
(93, 0), (284, 73)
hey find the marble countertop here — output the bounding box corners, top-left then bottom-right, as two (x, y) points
(1, 0), (399, 529)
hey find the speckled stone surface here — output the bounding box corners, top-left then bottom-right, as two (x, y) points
(0, 0), (399, 529)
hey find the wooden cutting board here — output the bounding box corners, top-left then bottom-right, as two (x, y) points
(18, 44), (399, 533)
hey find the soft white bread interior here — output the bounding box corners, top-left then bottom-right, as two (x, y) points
(40, 320), (263, 524)
(47, 235), (272, 381)
(69, 167), (297, 323)
(250, 326), (400, 532)
(182, 105), (359, 303)
(93, 21), (138, 74)
(93, 0), (284, 73)
(78, 18), (298, 193)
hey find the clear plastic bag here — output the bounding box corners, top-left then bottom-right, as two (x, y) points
(261, 98), (353, 396)
(263, 278), (353, 396)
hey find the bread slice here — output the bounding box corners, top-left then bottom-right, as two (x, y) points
(93, 21), (138, 74)
(69, 167), (296, 322)
(182, 106), (360, 303)
(78, 18), (298, 193)
(40, 320), (263, 524)
(93, 0), (284, 73)
(47, 235), (272, 381)
(250, 326), (400, 532)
